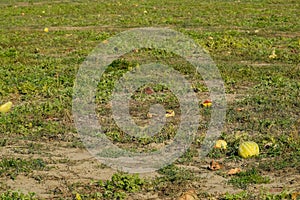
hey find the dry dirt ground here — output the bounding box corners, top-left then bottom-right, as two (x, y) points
(0, 137), (299, 199)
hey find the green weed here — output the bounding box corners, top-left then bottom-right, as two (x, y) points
(228, 168), (270, 189)
(96, 173), (144, 200)
(0, 190), (36, 200)
(0, 158), (46, 180)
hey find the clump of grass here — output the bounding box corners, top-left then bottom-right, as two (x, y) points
(222, 191), (249, 200)
(0, 157), (46, 180)
(0, 190), (36, 200)
(222, 190), (292, 200)
(157, 164), (197, 183)
(228, 168), (270, 189)
(0, 139), (7, 147)
(70, 172), (145, 199)
(97, 172), (145, 200)
(150, 164), (200, 197)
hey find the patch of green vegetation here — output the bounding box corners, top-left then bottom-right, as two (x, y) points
(0, 190), (36, 200)
(207, 147), (228, 159)
(152, 164), (200, 197)
(74, 172), (145, 200)
(259, 151), (300, 171)
(228, 168), (270, 189)
(222, 191), (249, 200)
(222, 190), (293, 200)
(0, 0), (300, 198)
(0, 139), (7, 147)
(176, 148), (198, 164)
(157, 164), (197, 183)
(99, 173), (144, 192)
(0, 158), (46, 180)
(260, 190), (292, 200)
(68, 172), (147, 200)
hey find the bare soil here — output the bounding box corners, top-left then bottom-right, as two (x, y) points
(1, 138), (299, 199)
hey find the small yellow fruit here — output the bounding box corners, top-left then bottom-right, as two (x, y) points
(238, 141), (259, 158)
(0, 101), (13, 113)
(165, 110), (175, 118)
(269, 49), (277, 59)
(75, 193), (82, 200)
(214, 140), (227, 149)
(202, 100), (212, 107)
(44, 27), (49, 32)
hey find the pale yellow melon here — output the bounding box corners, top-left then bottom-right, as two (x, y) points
(238, 141), (259, 158)
(0, 101), (12, 113)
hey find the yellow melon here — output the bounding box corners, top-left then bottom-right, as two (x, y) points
(214, 140), (227, 149)
(238, 141), (259, 158)
(0, 101), (12, 113)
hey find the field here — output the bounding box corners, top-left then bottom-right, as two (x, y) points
(0, 0), (300, 199)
